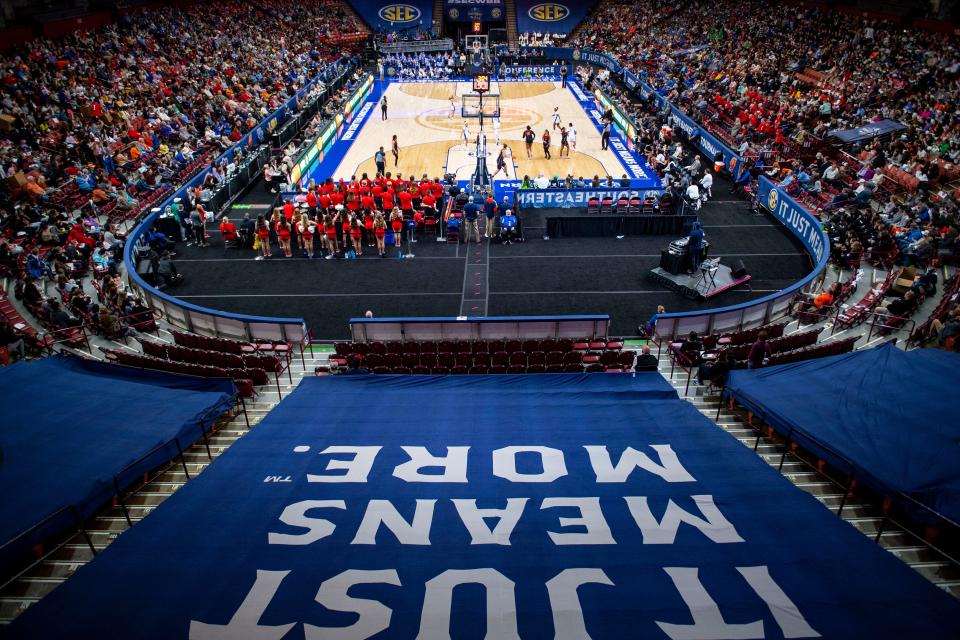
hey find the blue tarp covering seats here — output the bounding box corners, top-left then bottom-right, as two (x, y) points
(6, 372), (960, 638)
(828, 119), (907, 145)
(0, 355), (235, 566)
(725, 343), (960, 524)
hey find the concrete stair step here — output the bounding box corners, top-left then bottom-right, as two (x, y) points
(0, 577), (61, 600)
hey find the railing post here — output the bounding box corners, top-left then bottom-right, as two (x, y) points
(175, 438), (191, 480)
(113, 476), (133, 527)
(778, 428), (793, 471)
(753, 410), (766, 452)
(71, 506), (98, 556)
(838, 477), (855, 516)
(199, 418), (212, 461)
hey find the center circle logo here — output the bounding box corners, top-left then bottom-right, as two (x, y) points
(767, 188), (779, 212)
(379, 4), (421, 23)
(528, 3), (570, 22)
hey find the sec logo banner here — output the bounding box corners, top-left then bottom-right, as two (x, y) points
(378, 4), (421, 23)
(529, 2), (570, 21)
(767, 187), (779, 212)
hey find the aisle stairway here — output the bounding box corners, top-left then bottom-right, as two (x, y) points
(0, 335), (330, 626)
(433, 0), (444, 37)
(657, 325), (960, 601)
(504, 0), (518, 50)
(3, 260), (958, 624)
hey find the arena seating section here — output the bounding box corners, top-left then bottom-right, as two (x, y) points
(330, 337), (634, 374)
(0, 0), (365, 354)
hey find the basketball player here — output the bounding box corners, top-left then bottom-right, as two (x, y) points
(552, 107), (561, 130)
(493, 144), (511, 178)
(493, 116), (501, 146)
(380, 96), (388, 121)
(449, 96), (456, 119)
(568, 123), (577, 152)
(523, 126), (535, 159)
(462, 121), (471, 149)
(559, 127), (570, 158)
(391, 134), (400, 167)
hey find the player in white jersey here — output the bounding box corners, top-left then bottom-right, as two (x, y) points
(493, 117), (501, 145)
(449, 96), (456, 119)
(462, 121), (471, 148)
(552, 107), (561, 130)
(568, 123), (577, 151)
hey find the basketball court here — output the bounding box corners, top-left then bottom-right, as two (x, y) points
(305, 77), (650, 187)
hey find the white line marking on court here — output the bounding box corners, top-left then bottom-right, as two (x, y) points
(171, 256), (464, 262)
(490, 289), (780, 295)
(170, 252), (803, 263)
(488, 253), (804, 259)
(177, 292), (463, 298)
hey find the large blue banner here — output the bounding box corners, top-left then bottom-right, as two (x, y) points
(757, 175), (828, 265)
(516, 0), (594, 35)
(570, 48), (621, 73)
(516, 186), (662, 209)
(828, 119), (906, 145)
(668, 108), (746, 180)
(349, 0), (433, 31)
(8, 374), (960, 638)
(567, 79), (659, 185)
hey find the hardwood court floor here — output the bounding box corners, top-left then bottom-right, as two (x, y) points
(334, 80), (629, 183)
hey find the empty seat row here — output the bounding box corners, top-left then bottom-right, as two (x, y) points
(701, 322), (788, 350)
(766, 337), (858, 366)
(102, 348), (269, 388)
(141, 339), (283, 372)
(720, 328), (823, 360)
(586, 198), (673, 216)
(333, 350), (637, 371)
(335, 337), (623, 358)
(366, 363), (631, 375)
(172, 330), (293, 359)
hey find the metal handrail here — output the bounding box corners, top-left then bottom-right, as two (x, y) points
(0, 504), (97, 560)
(111, 438), (188, 527)
(866, 311), (917, 342)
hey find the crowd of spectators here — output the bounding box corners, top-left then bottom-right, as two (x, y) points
(569, 0), (960, 266)
(0, 0), (365, 358)
(518, 32), (564, 48)
(381, 52), (458, 80)
(555, 0), (960, 351)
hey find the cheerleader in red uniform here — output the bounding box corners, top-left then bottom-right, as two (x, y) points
(323, 213), (338, 259)
(374, 214), (387, 257)
(341, 211), (354, 256)
(364, 210), (375, 247)
(350, 219), (363, 257)
(298, 213), (315, 259)
(276, 217), (293, 257)
(255, 215), (271, 260)
(390, 207), (404, 248)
